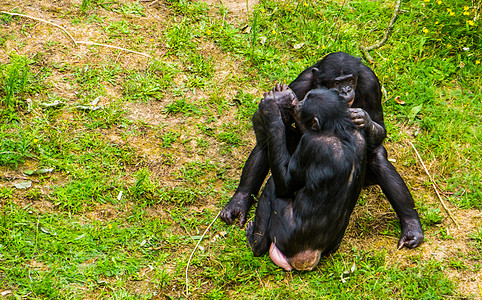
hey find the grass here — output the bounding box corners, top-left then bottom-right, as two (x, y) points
(0, 0), (481, 299)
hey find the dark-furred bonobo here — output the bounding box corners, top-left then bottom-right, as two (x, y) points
(246, 87), (373, 271)
(221, 52), (423, 250)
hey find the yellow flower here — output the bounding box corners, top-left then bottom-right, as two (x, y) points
(463, 11), (469, 15)
(423, 28), (429, 33)
(435, 21), (439, 24)
(424, 0), (429, 2)
(150, 39), (154, 42)
(437, 0), (441, 3)
(260, 8), (265, 13)
(321, 45), (326, 50)
(464, 6), (469, 11)
(468, 20), (475, 26)
(476, 60), (480, 65)
(206, 29), (212, 35)
(107, 224), (112, 229)
(303, 2), (308, 6)
(271, 29), (276, 35)
(33, 139), (39, 143)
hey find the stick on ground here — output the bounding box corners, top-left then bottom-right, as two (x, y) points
(0, 11), (155, 60)
(409, 141), (459, 227)
(359, 0), (402, 64)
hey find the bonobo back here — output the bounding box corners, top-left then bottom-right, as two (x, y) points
(268, 89), (367, 269)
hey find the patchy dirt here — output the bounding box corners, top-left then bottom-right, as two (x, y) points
(201, 0), (258, 16)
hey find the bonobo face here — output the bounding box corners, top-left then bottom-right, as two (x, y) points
(328, 74), (357, 107)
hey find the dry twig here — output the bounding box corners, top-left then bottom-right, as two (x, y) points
(0, 11), (77, 45)
(359, 0), (402, 64)
(185, 211), (221, 296)
(148, 0), (161, 7)
(408, 142), (459, 227)
(0, 11), (156, 60)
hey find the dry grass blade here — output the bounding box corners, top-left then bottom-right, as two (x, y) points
(185, 211), (221, 296)
(408, 141), (459, 227)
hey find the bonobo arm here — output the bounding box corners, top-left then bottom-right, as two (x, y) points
(258, 92), (295, 197)
(288, 67), (318, 101)
(349, 108), (386, 149)
(220, 110), (270, 226)
(220, 85), (298, 227)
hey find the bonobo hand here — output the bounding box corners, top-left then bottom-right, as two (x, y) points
(348, 108), (372, 129)
(262, 83), (299, 125)
(220, 193), (253, 227)
(398, 219), (424, 249)
(272, 83), (299, 110)
(259, 90), (282, 121)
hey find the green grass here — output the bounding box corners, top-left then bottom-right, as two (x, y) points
(0, 0), (480, 298)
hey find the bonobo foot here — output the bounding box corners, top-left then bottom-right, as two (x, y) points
(246, 220), (270, 257)
(398, 219), (424, 249)
(220, 192), (253, 227)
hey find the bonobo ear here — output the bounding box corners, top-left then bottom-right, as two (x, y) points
(311, 116), (321, 131)
(311, 68), (322, 86)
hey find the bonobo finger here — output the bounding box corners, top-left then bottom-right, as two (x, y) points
(282, 84), (289, 91)
(220, 210), (234, 225)
(245, 220), (254, 232)
(350, 112), (363, 120)
(238, 212), (247, 227)
(274, 83), (282, 92)
(397, 235), (423, 250)
(353, 118), (365, 126)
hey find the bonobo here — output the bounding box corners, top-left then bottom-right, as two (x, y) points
(221, 52), (423, 250)
(246, 87), (375, 271)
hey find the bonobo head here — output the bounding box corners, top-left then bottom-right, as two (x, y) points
(327, 74), (357, 106)
(299, 88), (349, 132)
(311, 52), (361, 106)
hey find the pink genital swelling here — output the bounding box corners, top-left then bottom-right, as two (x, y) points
(269, 243), (292, 271)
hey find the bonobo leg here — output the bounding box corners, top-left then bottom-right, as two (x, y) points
(220, 144), (269, 227)
(367, 145), (424, 249)
(246, 178), (275, 256)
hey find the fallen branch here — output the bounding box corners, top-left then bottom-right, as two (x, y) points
(185, 211), (221, 296)
(408, 141), (459, 227)
(148, 0), (161, 6)
(1, 11), (77, 45)
(76, 41), (154, 59)
(359, 0), (402, 64)
(0, 11), (155, 60)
